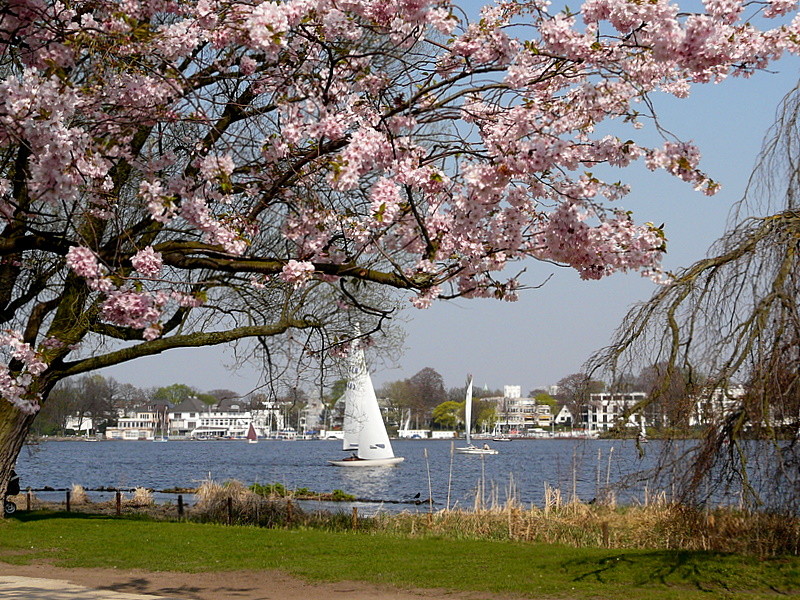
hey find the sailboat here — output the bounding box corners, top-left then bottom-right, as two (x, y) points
(328, 334), (404, 467)
(456, 375), (498, 455)
(246, 423), (258, 444)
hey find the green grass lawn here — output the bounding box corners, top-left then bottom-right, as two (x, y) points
(1, 511), (799, 600)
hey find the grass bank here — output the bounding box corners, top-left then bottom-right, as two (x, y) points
(1, 511), (799, 600)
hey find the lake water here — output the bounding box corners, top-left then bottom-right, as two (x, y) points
(15, 438), (657, 512)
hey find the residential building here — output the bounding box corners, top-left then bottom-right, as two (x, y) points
(491, 386), (552, 435)
(581, 392), (647, 431)
(689, 385), (746, 426)
(555, 405), (573, 426)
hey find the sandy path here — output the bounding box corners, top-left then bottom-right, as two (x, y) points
(0, 562), (508, 600)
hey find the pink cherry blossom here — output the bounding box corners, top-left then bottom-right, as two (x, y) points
(131, 247), (163, 277)
(281, 260), (315, 288)
(66, 246), (102, 279)
(1, 0), (798, 415)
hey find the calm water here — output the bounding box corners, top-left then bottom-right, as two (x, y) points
(15, 438), (657, 511)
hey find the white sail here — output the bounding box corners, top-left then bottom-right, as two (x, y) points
(456, 373), (498, 455)
(341, 351), (364, 452)
(464, 375), (473, 446)
(355, 368), (395, 459)
(329, 333), (403, 466)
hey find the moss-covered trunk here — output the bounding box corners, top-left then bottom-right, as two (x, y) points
(0, 400), (35, 508)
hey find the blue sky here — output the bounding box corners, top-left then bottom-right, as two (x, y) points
(101, 3), (800, 397)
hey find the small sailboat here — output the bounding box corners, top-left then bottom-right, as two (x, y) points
(328, 334), (404, 467)
(456, 375), (498, 455)
(247, 423), (258, 444)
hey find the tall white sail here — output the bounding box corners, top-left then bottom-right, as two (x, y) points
(456, 373), (498, 455)
(341, 348), (365, 452)
(464, 375), (473, 446)
(354, 360), (395, 460)
(329, 331), (403, 466)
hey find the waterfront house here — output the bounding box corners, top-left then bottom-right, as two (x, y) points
(581, 392), (647, 432)
(105, 403), (170, 440)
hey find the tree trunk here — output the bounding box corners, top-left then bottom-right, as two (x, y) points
(0, 401), (35, 497)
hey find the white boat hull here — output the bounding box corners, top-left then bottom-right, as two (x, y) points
(455, 445), (498, 455)
(328, 456), (405, 467)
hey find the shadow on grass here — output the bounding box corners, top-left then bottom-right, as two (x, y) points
(561, 550), (792, 595)
(5, 510), (156, 523)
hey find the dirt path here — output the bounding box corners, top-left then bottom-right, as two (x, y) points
(1, 562), (508, 600)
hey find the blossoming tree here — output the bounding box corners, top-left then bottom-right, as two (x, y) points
(0, 0), (797, 485)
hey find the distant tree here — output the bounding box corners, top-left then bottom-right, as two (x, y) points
(378, 379), (415, 429)
(473, 399), (498, 434)
(406, 368), (447, 428)
(328, 379), (348, 403)
(473, 386), (503, 399)
(152, 384), (199, 406)
(432, 401), (462, 430)
(534, 393), (557, 412)
(75, 375), (118, 434)
(634, 362), (697, 428)
(206, 389), (240, 404)
(114, 383), (147, 413)
(32, 380), (79, 436)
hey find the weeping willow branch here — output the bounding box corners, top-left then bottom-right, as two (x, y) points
(586, 84), (800, 511)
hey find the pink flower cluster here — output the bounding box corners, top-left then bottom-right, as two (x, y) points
(0, 330), (46, 414)
(131, 247), (163, 278)
(280, 260), (315, 288)
(101, 289), (167, 339)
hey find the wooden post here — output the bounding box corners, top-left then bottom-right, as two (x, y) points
(65, 490), (70, 512)
(177, 494), (184, 518)
(227, 496), (233, 525)
(352, 506), (358, 530)
(286, 500), (293, 525)
(26, 488), (31, 511)
(115, 490), (121, 516)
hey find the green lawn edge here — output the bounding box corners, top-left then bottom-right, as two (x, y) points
(1, 513), (799, 600)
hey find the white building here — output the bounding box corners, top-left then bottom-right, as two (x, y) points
(582, 392), (647, 431)
(555, 405), (573, 426)
(106, 405), (168, 440)
(105, 397), (284, 440)
(492, 386), (552, 435)
(689, 385), (746, 426)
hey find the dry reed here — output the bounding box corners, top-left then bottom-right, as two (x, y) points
(38, 476), (797, 557)
(70, 484), (91, 504)
(371, 497), (800, 557)
(124, 487), (154, 507)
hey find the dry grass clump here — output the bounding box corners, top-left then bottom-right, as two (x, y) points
(193, 479), (296, 527)
(70, 484), (91, 504)
(373, 487), (800, 557)
(190, 479), (374, 531)
(123, 487), (154, 508)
